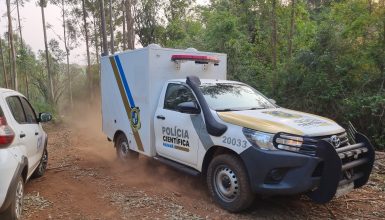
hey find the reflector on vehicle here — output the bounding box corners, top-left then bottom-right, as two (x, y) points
(171, 54), (220, 65)
(0, 108), (15, 147)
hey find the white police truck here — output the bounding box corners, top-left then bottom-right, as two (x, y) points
(101, 45), (375, 212)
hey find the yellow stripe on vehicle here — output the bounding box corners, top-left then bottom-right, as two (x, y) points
(217, 112), (304, 135)
(109, 56), (144, 151)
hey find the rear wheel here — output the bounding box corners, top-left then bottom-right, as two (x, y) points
(32, 148), (48, 178)
(2, 176), (24, 220)
(115, 133), (139, 161)
(207, 154), (255, 212)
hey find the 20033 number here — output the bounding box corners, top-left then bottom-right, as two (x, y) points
(222, 136), (248, 148)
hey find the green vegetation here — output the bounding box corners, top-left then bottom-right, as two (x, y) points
(0, 0), (384, 149)
(151, 0), (385, 150)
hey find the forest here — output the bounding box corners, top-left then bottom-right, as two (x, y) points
(0, 0), (384, 150)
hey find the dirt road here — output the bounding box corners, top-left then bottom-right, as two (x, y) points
(22, 106), (385, 219)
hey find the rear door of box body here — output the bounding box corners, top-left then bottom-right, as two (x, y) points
(101, 49), (153, 156)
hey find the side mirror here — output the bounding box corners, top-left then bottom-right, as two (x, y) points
(177, 102), (201, 114)
(269, 99), (277, 104)
(39, 112), (52, 123)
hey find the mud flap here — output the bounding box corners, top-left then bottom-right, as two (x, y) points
(307, 133), (375, 204)
(307, 140), (342, 204)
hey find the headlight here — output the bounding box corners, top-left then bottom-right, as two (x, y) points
(243, 128), (304, 152)
(242, 128), (276, 150)
(275, 134), (303, 152)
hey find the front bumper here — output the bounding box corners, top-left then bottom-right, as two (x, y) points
(240, 132), (375, 203)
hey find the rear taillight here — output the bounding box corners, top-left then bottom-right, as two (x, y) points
(0, 116), (15, 148)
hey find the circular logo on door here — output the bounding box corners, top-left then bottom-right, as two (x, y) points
(131, 107), (141, 131)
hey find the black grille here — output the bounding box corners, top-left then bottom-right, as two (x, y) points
(307, 132), (350, 149)
(273, 132), (352, 156)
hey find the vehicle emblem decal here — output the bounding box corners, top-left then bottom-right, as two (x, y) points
(330, 135), (341, 148)
(109, 56), (144, 151)
(262, 111), (302, 119)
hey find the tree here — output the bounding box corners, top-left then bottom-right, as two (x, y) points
(81, 0), (92, 100)
(39, 0), (54, 103)
(100, 0), (108, 56)
(122, 0), (126, 50)
(6, 0), (18, 90)
(125, 0), (135, 49)
(0, 35), (9, 88)
(271, 0), (277, 69)
(134, 0), (163, 47)
(288, 0), (296, 59)
(109, 0), (115, 53)
(16, 0), (30, 98)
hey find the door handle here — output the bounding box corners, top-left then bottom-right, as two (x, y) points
(35, 132), (39, 136)
(20, 133), (26, 138)
(156, 115), (165, 120)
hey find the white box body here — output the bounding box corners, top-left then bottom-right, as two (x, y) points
(101, 45), (227, 156)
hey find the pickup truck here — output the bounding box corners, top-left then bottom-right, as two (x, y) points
(101, 45), (375, 212)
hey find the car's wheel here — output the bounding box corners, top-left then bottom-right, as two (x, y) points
(32, 148), (48, 178)
(207, 154), (255, 212)
(115, 133), (139, 161)
(2, 175), (24, 220)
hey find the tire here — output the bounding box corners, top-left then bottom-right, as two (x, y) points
(1, 176), (24, 220)
(115, 133), (139, 161)
(207, 154), (255, 212)
(32, 148), (48, 178)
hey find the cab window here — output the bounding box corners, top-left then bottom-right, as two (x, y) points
(164, 83), (197, 111)
(20, 97), (38, 124)
(7, 96), (27, 124)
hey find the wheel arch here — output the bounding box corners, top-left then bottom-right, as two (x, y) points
(113, 130), (126, 145)
(21, 156), (28, 182)
(201, 145), (241, 176)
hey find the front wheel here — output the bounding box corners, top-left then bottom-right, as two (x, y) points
(115, 133), (139, 161)
(207, 154), (255, 212)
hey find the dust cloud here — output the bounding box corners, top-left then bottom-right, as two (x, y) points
(64, 98), (208, 201)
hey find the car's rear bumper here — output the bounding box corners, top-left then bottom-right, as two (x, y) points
(240, 132), (375, 203)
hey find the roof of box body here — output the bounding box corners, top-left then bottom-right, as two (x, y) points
(104, 44), (226, 58)
(166, 79), (243, 84)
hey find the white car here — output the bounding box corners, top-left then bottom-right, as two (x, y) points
(0, 88), (51, 219)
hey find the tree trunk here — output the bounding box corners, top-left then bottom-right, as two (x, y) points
(82, 0), (93, 102)
(288, 0), (295, 59)
(100, 0), (109, 56)
(6, 0), (18, 90)
(368, 0), (373, 14)
(40, 0), (54, 103)
(0, 36), (8, 88)
(94, 16), (100, 65)
(109, 0), (115, 54)
(122, 0), (127, 50)
(377, 0), (385, 93)
(125, 0), (135, 49)
(16, 0), (29, 98)
(61, 0), (73, 108)
(7, 32), (13, 89)
(271, 0), (277, 69)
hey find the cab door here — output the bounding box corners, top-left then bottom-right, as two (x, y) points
(6, 96), (42, 172)
(19, 97), (44, 169)
(154, 83), (201, 167)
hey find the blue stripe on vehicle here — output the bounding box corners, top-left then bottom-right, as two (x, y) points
(114, 55), (136, 107)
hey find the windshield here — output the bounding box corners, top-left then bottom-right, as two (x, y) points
(200, 83), (276, 111)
